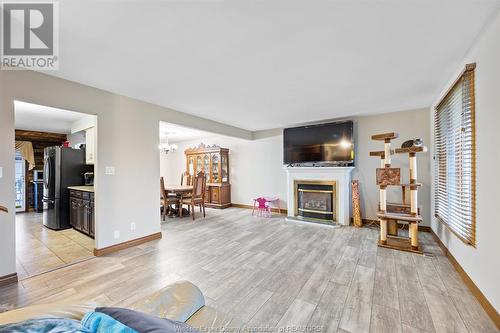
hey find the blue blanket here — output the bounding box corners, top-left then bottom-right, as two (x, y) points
(0, 318), (92, 332)
(81, 312), (138, 333)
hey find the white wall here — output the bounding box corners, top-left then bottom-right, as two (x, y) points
(71, 115), (96, 133)
(354, 108), (431, 225)
(0, 70), (252, 278)
(430, 10), (500, 312)
(161, 135), (287, 208)
(161, 108), (431, 225)
(67, 131), (86, 148)
(0, 94), (17, 278)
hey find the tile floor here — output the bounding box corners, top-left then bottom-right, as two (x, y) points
(16, 212), (94, 279)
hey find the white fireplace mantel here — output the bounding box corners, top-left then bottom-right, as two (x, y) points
(283, 166), (355, 226)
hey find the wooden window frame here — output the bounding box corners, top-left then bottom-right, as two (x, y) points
(434, 63), (477, 247)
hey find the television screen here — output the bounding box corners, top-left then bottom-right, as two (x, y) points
(283, 121), (354, 165)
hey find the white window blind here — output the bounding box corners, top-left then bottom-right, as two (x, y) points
(434, 63), (476, 246)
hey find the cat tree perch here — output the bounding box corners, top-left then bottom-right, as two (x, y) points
(370, 132), (427, 254)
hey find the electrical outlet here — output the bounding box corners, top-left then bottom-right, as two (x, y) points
(130, 222), (136, 231)
(114, 230), (120, 239)
(0, 166), (3, 178)
(105, 166), (115, 175)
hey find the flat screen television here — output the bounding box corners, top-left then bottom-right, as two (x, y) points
(283, 120), (354, 166)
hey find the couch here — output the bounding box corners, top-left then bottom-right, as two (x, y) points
(0, 281), (240, 330)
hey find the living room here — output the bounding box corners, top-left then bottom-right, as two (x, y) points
(0, 1), (499, 332)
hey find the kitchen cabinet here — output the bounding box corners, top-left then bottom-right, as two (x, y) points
(88, 201), (95, 236)
(70, 197), (81, 230)
(85, 127), (96, 165)
(69, 189), (94, 238)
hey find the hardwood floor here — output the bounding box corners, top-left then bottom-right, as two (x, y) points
(1, 208), (497, 332)
(16, 212), (94, 279)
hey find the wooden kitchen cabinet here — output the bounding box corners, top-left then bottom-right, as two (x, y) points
(88, 201), (95, 237)
(185, 143), (231, 208)
(70, 197), (81, 230)
(85, 127), (96, 165)
(69, 190), (95, 238)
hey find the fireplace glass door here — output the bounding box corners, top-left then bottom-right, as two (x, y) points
(295, 182), (336, 222)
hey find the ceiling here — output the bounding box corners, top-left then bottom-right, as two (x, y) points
(46, 0), (500, 131)
(160, 122), (215, 143)
(14, 101), (87, 134)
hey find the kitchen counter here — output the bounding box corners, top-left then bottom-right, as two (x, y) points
(67, 185), (94, 193)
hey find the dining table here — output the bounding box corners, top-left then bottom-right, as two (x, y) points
(164, 185), (193, 217)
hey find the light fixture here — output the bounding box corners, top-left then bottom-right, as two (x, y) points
(340, 138), (352, 149)
(158, 133), (178, 154)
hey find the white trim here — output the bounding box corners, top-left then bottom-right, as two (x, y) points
(283, 167), (354, 226)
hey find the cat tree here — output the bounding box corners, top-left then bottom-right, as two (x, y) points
(370, 132), (427, 254)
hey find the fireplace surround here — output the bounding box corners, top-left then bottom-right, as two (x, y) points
(295, 181), (336, 223)
(284, 167), (354, 226)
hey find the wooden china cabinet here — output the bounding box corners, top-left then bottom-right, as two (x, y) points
(185, 143), (231, 208)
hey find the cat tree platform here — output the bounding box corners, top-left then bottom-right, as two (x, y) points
(395, 146), (428, 154)
(371, 132), (399, 141)
(369, 150), (394, 157)
(378, 236), (423, 254)
(370, 131), (427, 254)
(377, 212), (422, 222)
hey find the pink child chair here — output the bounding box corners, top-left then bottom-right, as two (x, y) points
(252, 197), (281, 218)
(253, 197), (271, 217)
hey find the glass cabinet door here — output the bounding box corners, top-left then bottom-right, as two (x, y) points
(196, 155), (203, 174)
(188, 156), (194, 175)
(221, 154), (228, 182)
(212, 153), (220, 183)
(203, 154), (210, 180)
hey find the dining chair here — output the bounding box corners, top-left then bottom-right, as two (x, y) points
(160, 177), (179, 221)
(181, 171), (206, 221)
(180, 172), (192, 186)
(180, 172), (193, 214)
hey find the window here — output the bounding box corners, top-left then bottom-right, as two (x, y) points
(434, 63), (476, 246)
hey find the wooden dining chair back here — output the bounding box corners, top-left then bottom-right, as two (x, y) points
(193, 171), (206, 199)
(160, 177), (178, 221)
(181, 172), (192, 186)
(160, 177), (168, 221)
(160, 177), (167, 200)
(182, 171), (206, 220)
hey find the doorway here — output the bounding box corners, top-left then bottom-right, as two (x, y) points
(159, 121), (233, 223)
(14, 101), (98, 279)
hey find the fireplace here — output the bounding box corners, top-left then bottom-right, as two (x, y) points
(284, 167), (354, 226)
(295, 181), (336, 223)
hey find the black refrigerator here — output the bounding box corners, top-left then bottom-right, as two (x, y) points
(43, 146), (85, 230)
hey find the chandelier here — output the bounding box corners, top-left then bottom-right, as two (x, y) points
(158, 135), (178, 154)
